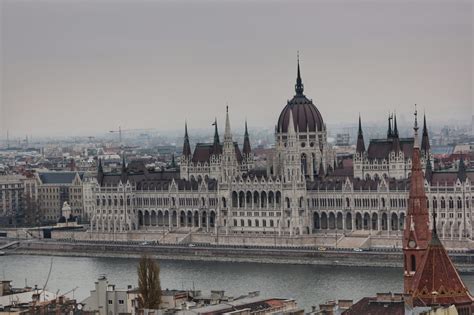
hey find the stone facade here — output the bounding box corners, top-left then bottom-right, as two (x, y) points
(89, 61), (474, 246)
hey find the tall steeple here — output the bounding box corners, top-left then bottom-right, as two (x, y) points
(387, 113), (393, 138)
(356, 115), (366, 154)
(224, 106), (232, 141)
(403, 107), (431, 294)
(421, 114), (430, 155)
(392, 114), (401, 153)
(295, 52), (304, 96)
(182, 122), (192, 157)
(243, 120), (251, 155)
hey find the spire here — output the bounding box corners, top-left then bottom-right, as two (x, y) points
(356, 114), (366, 153)
(392, 113), (401, 153)
(97, 158), (104, 185)
(171, 153), (176, 168)
(413, 106), (420, 148)
(224, 105), (232, 141)
(387, 113), (393, 138)
(425, 156), (433, 183)
(182, 122), (192, 157)
(393, 113), (399, 137)
(120, 154), (128, 183)
(403, 105), (431, 294)
(243, 120), (251, 155)
(458, 156), (467, 182)
(295, 52), (304, 96)
(421, 113), (430, 154)
(121, 154), (127, 173)
(212, 118), (222, 155)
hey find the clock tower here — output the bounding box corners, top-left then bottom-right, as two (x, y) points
(403, 108), (431, 294)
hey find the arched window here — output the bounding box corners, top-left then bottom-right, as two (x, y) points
(248, 219), (252, 227)
(441, 197), (446, 209)
(411, 255), (416, 272)
(449, 197), (454, 209)
(457, 197), (462, 210)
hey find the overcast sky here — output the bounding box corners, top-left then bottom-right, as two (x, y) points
(0, 0), (473, 138)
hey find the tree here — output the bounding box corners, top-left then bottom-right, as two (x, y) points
(137, 254), (162, 309)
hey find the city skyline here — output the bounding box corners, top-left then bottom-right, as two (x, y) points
(0, 0), (472, 137)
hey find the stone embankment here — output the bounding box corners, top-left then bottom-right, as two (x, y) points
(5, 239), (474, 271)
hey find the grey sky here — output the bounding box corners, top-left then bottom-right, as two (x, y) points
(0, 0), (472, 137)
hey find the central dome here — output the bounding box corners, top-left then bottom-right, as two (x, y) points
(277, 60), (325, 133)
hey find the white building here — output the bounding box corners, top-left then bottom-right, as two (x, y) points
(89, 60), (474, 243)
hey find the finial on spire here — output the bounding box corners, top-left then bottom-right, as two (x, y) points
(295, 51), (304, 96)
(414, 104), (420, 148)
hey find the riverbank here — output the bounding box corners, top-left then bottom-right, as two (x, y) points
(1, 238), (471, 271)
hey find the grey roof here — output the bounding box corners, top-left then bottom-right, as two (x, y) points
(38, 172), (83, 184)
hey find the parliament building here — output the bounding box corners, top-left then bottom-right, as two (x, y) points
(90, 60), (473, 244)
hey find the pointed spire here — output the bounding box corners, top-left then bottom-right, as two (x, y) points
(97, 158), (104, 185)
(458, 156), (467, 182)
(224, 105), (232, 141)
(393, 113), (399, 137)
(413, 105), (420, 148)
(421, 113), (430, 154)
(121, 154), (127, 173)
(356, 114), (366, 154)
(387, 113), (393, 138)
(171, 153), (176, 168)
(392, 113), (401, 153)
(295, 52), (304, 96)
(183, 122), (192, 157)
(212, 118), (221, 155)
(243, 120), (251, 155)
(425, 156), (433, 183)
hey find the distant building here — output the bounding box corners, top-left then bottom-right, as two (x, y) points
(36, 171), (84, 223)
(0, 174), (37, 226)
(335, 133), (350, 147)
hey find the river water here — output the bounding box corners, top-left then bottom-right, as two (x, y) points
(2, 254), (474, 311)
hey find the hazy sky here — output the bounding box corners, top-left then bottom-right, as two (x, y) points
(0, 0), (473, 137)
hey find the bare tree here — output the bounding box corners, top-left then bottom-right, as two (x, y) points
(137, 254), (162, 309)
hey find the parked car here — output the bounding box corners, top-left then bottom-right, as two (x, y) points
(318, 247), (327, 251)
(188, 243), (196, 247)
(353, 248), (363, 252)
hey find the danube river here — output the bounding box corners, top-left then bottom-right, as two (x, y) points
(2, 254), (474, 311)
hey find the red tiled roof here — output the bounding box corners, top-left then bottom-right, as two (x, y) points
(342, 297), (405, 315)
(367, 138), (414, 160)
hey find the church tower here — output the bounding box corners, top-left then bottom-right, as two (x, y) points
(403, 108), (431, 294)
(242, 121), (254, 171)
(180, 122), (192, 180)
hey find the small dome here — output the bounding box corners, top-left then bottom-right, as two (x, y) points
(277, 58), (325, 133)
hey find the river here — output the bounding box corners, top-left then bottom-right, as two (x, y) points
(2, 254), (474, 311)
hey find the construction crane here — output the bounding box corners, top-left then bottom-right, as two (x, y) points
(109, 126), (154, 145)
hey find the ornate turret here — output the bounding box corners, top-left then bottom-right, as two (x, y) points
(243, 121), (251, 155)
(403, 107), (431, 294)
(356, 115), (366, 154)
(182, 122), (192, 157)
(221, 106), (238, 179)
(421, 114), (430, 156)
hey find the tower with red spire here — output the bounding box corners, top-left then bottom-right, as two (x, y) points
(403, 107), (431, 294)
